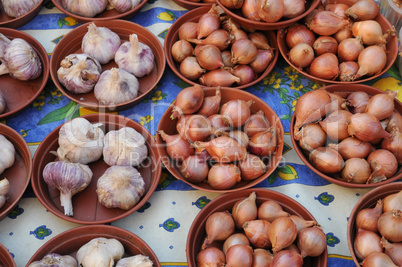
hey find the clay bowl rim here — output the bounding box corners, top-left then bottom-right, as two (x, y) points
(216, 0), (321, 31)
(186, 188), (328, 266)
(26, 224), (161, 266)
(172, 0), (213, 10)
(0, 0), (43, 29)
(163, 6), (279, 90)
(290, 84), (402, 188)
(0, 241), (15, 267)
(277, 13), (398, 85)
(156, 87), (284, 193)
(346, 181), (402, 266)
(0, 27), (50, 120)
(49, 19), (166, 111)
(31, 113), (162, 225)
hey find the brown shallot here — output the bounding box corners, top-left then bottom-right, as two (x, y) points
(192, 136), (247, 163)
(252, 249), (274, 267)
(308, 11), (349, 35)
(158, 130), (194, 162)
(179, 155), (209, 183)
(269, 217), (298, 253)
(289, 215), (318, 232)
(197, 88), (221, 117)
(197, 247), (226, 267)
(238, 154), (267, 181)
(179, 56), (206, 80)
(172, 40), (193, 63)
(258, 199), (290, 222)
(319, 110), (352, 141)
(171, 84), (204, 119)
(249, 127), (278, 157)
(200, 69), (241, 87)
(348, 113), (390, 142)
(341, 158), (371, 184)
(220, 99), (253, 127)
(297, 226), (327, 258)
(250, 49), (274, 73)
(243, 220), (272, 249)
(288, 43), (314, 68)
(356, 199), (383, 232)
(362, 252), (397, 267)
(285, 24), (316, 49)
(367, 149), (398, 178)
(296, 123), (326, 151)
(309, 147), (345, 174)
(381, 128), (402, 163)
(339, 61), (359, 82)
(329, 137), (372, 159)
(203, 211), (235, 247)
(313, 36), (338, 56)
(337, 37), (364, 62)
(257, 0), (285, 23)
(308, 53), (339, 80)
(223, 233), (250, 255)
(381, 237), (402, 266)
(365, 91), (396, 121)
(378, 210), (402, 243)
(346, 91), (370, 114)
(232, 191), (258, 228)
(225, 244), (253, 267)
(345, 0), (380, 21)
(271, 250), (303, 267)
(207, 163), (241, 189)
(382, 190), (402, 213)
(243, 110), (270, 138)
(354, 228), (383, 260)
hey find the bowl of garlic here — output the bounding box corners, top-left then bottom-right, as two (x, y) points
(0, 28), (49, 120)
(31, 113), (161, 224)
(26, 224), (160, 266)
(0, 123), (32, 221)
(0, 0), (43, 28)
(50, 20), (165, 111)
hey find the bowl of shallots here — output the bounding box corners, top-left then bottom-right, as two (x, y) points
(277, 0), (398, 84)
(290, 84), (402, 188)
(187, 188), (328, 266)
(27, 225), (160, 266)
(0, 242), (15, 267)
(156, 85), (284, 193)
(164, 5), (278, 90)
(347, 182), (402, 266)
(0, 0), (43, 28)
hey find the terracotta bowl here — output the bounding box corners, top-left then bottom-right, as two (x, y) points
(172, 0), (213, 10)
(277, 14), (398, 85)
(187, 188), (328, 266)
(0, 28), (49, 120)
(31, 114), (161, 224)
(347, 182), (402, 266)
(0, 0), (43, 28)
(290, 84), (402, 188)
(51, 0), (148, 23)
(49, 20), (165, 111)
(164, 6), (279, 90)
(156, 87), (284, 193)
(216, 0), (321, 30)
(0, 242), (15, 267)
(26, 225), (161, 266)
(0, 124), (32, 221)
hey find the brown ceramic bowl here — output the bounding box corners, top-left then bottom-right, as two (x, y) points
(0, 28), (49, 120)
(187, 188), (328, 266)
(277, 14), (398, 85)
(164, 6), (279, 90)
(290, 84), (402, 188)
(51, 0), (148, 23)
(156, 87), (284, 193)
(0, 0), (43, 28)
(31, 114), (161, 224)
(0, 242), (15, 267)
(49, 20), (165, 111)
(347, 182), (402, 266)
(26, 225), (161, 266)
(216, 0), (321, 30)
(172, 0), (212, 10)
(0, 124), (32, 221)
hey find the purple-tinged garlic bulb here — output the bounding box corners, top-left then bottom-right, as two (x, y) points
(0, 91), (6, 114)
(0, 134), (15, 175)
(27, 253), (78, 267)
(0, 178), (10, 209)
(116, 255), (154, 267)
(107, 0), (143, 13)
(1, 0), (41, 18)
(61, 0), (108, 17)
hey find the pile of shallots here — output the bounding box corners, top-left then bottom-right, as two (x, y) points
(158, 85), (279, 190)
(284, 0), (395, 81)
(352, 190), (402, 266)
(0, 134), (14, 209)
(196, 192), (327, 266)
(171, 5), (275, 87)
(293, 88), (401, 184)
(61, 0), (143, 18)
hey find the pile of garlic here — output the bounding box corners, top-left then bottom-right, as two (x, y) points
(0, 134), (15, 209)
(57, 23), (155, 106)
(1, 0), (41, 18)
(62, 0), (144, 18)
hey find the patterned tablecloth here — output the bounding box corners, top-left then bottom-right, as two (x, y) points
(0, 0), (402, 266)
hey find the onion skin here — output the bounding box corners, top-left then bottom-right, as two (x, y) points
(229, 65), (255, 86)
(297, 226), (327, 258)
(158, 130), (194, 162)
(381, 237), (402, 266)
(313, 36), (338, 56)
(222, 50), (236, 68)
(337, 37), (364, 62)
(297, 123), (327, 151)
(346, 91), (370, 114)
(250, 49), (275, 73)
(249, 126), (278, 158)
(200, 69), (241, 87)
(171, 84), (204, 119)
(362, 252), (398, 267)
(179, 155), (209, 183)
(271, 250), (303, 267)
(179, 22), (198, 40)
(193, 136), (247, 163)
(378, 210), (402, 243)
(243, 220), (272, 249)
(352, 20), (386, 46)
(184, 114), (213, 142)
(341, 158), (371, 184)
(309, 147), (345, 174)
(238, 154), (267, 181)
(339, 61), (359, 82)
(345, 0), (380, 21)
(381, 129), (402, 163)
(223, 233), (250, 255)
(308, 11), (350, 35)
(225, 244), (253, 267)
(248, 32), (271, 50)
(283, 0), (305, 18)
(196, 44), (225, 70)
(197, 88), (221, 118)
(308, 53), (339, 80)
(288, 43), (314, 68)
(334, 27), (353, 43)
(252, 249), (274, 267)
(243, 110), (270, 138)
(285, 24), (316, 49)
(385, 111), (402, 132)
(258, 199), (290, 222)
(367, 149), (398, 178)
(354, 228), (383, 260)
(257, 0), (285, 23)
(383, 190), (402, 213)
(204, 211), (235, 247)
(172, 40), (194, 63)
(188, 30), (235, 51)
(269, 216), (298, 253)
(328, 92), (347, 113)
(232, 191), (258, 228)
(365, 91), (397, 121)
(197, 12), (220, 39)
(325, 3), (349, 18)
(356, 199), (383, 232)
(319, 110), (352, 141)
(197, 247), (226, 267)
(242, 0), (261, 21)
(209, 114), (231, 132)
(231, 39), (257, 65)
(180, 56), (206, 80)
(207, 163), (241, 189)
(329, 137), (372, 160)
(220, 99), (253, 128)
(348, 113), (390, 142)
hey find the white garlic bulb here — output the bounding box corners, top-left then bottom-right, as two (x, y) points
(1, 38), (42, 81)
(82, 23), (121, 64)
(0, 178), (10, 209)
(94, 68), (139, 105)
(57, 54), (102, 94)
(107, 0), (143, 13)
(62, 0), (108, 17)
(0, 134), (15, 175)
(1, 0), (41, 18)
(76, 238), (124, 267)
(57, 117), (105, 164)
(116, 255), (153, 267)
(0, 91), (6, 114)
(96, 166), (145, 210)
(43, 161), (93, 216)
(115, 34), (155, 78)
(27, 253), (78, 267)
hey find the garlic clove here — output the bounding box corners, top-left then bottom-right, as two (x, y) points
(1, 0), (41, 18)
(0, 134), (15, 175)
(27, 253), (78, 267)
(116, 255), (154, 267)
(62, 0), (108, 17)
(76, 237), (124, 267)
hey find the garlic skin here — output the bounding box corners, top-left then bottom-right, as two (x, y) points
(94, 68), (139, 105)
(97, 166), (145, 210)
(0, 178), (10, 209)
(1, 0), (41, 18)
(57, 54), (102, 94)
(43, 161), (93, 216)
(0, 33), (11, 56)
(76, 238), (124, 267)
(115, 34), (155, 78)
(62, 0), (108, 17)
(57, 117), (105, 164)
(116, 255), (153, 267)
(27, 253), (78, 267)
(0, 91), (6, 114)
(82, 23), (121, 64)
(107, 0), (143, 13)
(0, 134), (15, 175)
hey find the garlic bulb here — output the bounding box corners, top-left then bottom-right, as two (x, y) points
(61, 0), (108, 17)
(1, 0), (41, 18)
(0, 178), (10, 209)
(76, 238), (124, 267)
(116, 255), (153, 267)
(57, 54), (102, 94)
(115, 34), (155, 78)
(1, 38), (42, 81)
(27, 253), (78, 267)
(94, 68), (139, 105)
(0, 134), (15, 175)
(57, 117), (105, 164)
(107, 0), (143, 12)
(103, 127), (147, 166)
(82, 23), (121, 64)
(96, 166), (145, 210)
(43, 161), (92, 216)
(0, 91), (6, 114)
